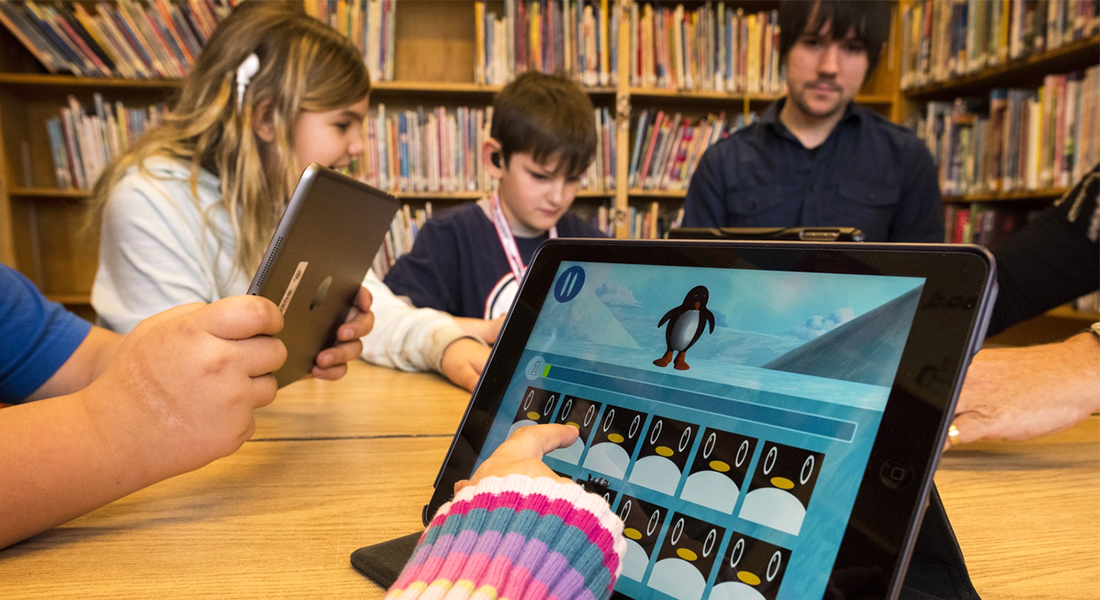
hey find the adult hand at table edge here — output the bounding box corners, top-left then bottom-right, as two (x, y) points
(312, 286), (373, 380)
(453, 424), (579, 495)
(440, 337), (490, 392)
(948, 331), (1100, 448)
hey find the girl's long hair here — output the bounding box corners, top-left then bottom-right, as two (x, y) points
(91, 1), (371, 276)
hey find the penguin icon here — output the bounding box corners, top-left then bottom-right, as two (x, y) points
(627, 416), (695, 496)
(710, 533), (791, 600)
(647, 513), (724, 600)
(547, 395), (602, 464)
(506, 386), (560, 438)
(581, 405), (647, 480)
(738, 441), (825, 536)
(654, 285), (715, 370)
(680, 429), (758, 514)
(617, 494), (666, 582)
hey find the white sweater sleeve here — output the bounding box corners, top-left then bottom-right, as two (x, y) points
(359, 270), (480, 373)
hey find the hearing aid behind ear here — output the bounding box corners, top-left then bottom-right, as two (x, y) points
(491, 152), (502, 168)
(236, 53), (260, 111)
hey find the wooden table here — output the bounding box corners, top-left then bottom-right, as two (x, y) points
(2, 362), (1097, 599)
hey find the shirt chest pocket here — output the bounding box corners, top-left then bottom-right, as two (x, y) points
(725, 183), (806, 224)
(834, 178), (901, 208)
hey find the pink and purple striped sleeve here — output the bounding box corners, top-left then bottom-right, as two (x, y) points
(384, 474), (626, 600)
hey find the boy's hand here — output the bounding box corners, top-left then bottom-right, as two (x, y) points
(453, 424), (578, 494)
(455, 315), (505, 345)
(440, 338), (490, 392)
(82, 295), (287, 481)
(313, 286), (373, 380)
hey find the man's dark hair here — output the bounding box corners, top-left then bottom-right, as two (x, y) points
(491, 70), (597, 178)
(778, 0), (892, 75)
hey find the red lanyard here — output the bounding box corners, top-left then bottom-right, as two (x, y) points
(488, 192), (557, 282)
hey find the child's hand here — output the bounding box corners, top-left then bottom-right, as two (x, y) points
(81, 295), (287, 481)
(454, 315), (505, 345)
(440, 338), (490, 392)
(453, 424), (578, 495)
(313, 286), (374, 380)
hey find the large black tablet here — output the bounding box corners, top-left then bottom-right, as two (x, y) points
(425, 239), (996, 600)
(248, 163), (400, 388)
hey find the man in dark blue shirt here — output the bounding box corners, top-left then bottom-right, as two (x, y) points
(682, 0), (944, 243)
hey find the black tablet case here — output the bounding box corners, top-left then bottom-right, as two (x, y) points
(350, 485), (980, 600)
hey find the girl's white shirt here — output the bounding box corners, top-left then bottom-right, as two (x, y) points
(92, 156), (468, 373)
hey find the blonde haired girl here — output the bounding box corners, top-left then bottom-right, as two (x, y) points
(92, 1), (487, 389)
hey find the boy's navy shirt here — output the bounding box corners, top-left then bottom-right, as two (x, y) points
(383, 202), (606, 320)
(681, 99), (945, 243)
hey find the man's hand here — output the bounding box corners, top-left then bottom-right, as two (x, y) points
(453, 424), (578, 494)
(949, 332), (1100, 446)
(440, 338), (490, 392)
(313, 286), (373, 380)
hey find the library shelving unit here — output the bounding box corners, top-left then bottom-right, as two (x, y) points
(897, 0), (1100, 338)
(0, 0), (912, 312)
(0, 71), (178, 318)
(611, 0), (904, 238)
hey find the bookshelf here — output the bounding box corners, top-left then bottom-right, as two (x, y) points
(0, 0), (912, 309)
(898, 0), (1100, 327)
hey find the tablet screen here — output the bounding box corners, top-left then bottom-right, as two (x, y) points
(427, 240), (995, 600)
(476, 261), (922, 599)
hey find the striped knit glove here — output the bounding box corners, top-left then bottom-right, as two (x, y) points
(385, 474), (626, 600)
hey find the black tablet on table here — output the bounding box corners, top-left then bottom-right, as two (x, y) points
(668, 226), (866, 242)
(247, 163), (400, 388)
(420, 239), (995, 600)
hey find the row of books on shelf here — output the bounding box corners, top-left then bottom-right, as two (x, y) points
(0, 0), (235, 79)
(628, 109), (754, 192)
(0, 0), (398, 81)
(915, 64), (1099, 196)
(302, 0), (395, 82)
(372, 203), (433, 278)
(355, 104), (616, 195)
(900, 0), (1100, 90)
(620, 202), (684, 239)
(628, 3), (784, 94)
(46, 93), (167, 190)
(472, 1), (785, 95)
(475, 0), (617, 87)
(944, 202), (1041, 247)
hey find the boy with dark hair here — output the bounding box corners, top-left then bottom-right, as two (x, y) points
(383, 71), (606, 341)
(682, 0), (944, 243)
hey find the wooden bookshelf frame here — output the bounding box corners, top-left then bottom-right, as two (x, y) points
(899, 1), (1099, 327)
(0, 0), (911, 304)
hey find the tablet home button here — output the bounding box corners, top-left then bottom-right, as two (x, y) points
(879, 458), (914, 490)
